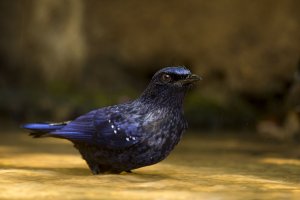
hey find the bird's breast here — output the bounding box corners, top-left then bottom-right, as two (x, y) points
(142, 109), (185, 147)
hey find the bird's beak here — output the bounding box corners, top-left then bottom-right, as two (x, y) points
(188, 74), (202, 82)
(180, 74), (202, 84)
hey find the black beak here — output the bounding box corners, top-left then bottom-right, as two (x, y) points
(187, 74), (202, 82)
(180, 74), (202, 84)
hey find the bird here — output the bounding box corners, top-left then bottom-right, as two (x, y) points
(22, 66), (201, 174)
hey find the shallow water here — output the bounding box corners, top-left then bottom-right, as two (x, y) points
(1, 131), (300, 200)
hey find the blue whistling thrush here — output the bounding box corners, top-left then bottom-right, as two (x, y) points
(22, 66), (201, 174)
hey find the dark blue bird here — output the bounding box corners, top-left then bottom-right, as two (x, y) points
(22, 66), (200, 174)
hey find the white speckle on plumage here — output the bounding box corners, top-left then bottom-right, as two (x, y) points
(108, 119), (111, 123)
(111, 125), (114, 129)
(157, 137), (162, 143)
(117, 127), (120, 131)
(126, 137), (130, 141)
(132, 137), (136, 140)
(114, 130), (117, 134)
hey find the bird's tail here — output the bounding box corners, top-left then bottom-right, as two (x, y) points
(21, 122), (69, 138)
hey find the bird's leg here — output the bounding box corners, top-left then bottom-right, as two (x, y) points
(83, 158), (102, 175)
(87, 162), (102, 175)
(91, 166), (101, 175)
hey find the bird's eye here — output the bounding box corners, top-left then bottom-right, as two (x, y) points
(161, 74), (172, 83)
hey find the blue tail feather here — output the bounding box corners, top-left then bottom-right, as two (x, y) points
(22, 122), (69, 138)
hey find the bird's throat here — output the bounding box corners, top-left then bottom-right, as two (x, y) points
(137, 85), (187, 109)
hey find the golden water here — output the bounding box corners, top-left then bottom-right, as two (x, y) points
(1, 131), (300, 200)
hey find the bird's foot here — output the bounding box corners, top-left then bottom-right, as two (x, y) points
(91, 167), (101, 175)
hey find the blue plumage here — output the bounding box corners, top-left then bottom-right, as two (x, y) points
(22, 122), (67, 136)
(22, 66), (200, 174)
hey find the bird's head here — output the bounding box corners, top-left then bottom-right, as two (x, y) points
(139, 66), (201, 106)
(151, 66), (201, 89)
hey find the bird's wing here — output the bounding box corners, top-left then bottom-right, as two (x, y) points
(93, 110), (143, 149)
(51, 108), (143, 149)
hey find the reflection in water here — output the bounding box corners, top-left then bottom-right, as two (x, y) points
(0, 132), (300, 200)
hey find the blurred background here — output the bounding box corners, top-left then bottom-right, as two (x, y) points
(0, 0), (299, 140)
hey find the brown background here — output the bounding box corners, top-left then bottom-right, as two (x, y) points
(0, 0), (299, 132)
